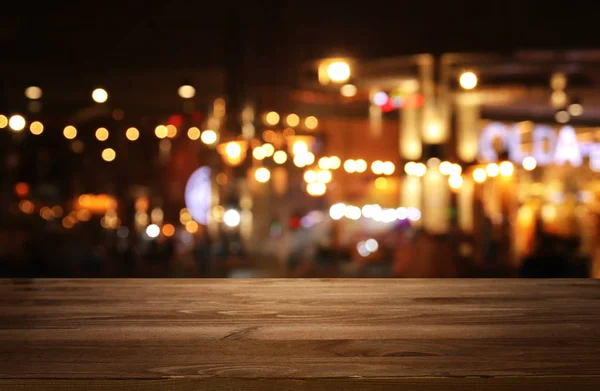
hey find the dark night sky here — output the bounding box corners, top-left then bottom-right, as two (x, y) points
(2, 1), (600, 86)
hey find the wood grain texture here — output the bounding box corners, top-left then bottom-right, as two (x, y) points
(1, 279), (599, 390)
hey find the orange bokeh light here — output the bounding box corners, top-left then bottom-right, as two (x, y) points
(15, 182), (29, 197)
(162, 224), (175, 237)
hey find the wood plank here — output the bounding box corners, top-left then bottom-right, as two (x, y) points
(1, 279), (599, 390)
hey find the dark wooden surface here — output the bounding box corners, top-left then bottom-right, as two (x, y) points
(1, 279), (600, 390)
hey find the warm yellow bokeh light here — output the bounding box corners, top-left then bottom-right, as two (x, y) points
(166, 124), (178, 138)
(255, 167), (271, 183)
(201, 130), (217, 145)
(226, 142), (242, 159)
(92, 88), (108, 103)
(439, 161), (453, 175)
(340, 84), (357, 97)
(155, 125), (168, 139)
(375, 177), (388, 190)
(9, 115), (26, 131)
(101, 148), (116, 162)
(253, 147), (266, 160)
(293, 154), (307, 168)
(371, 160), (384, 175)
(382, 161), (395, 175)
(448, 175), (463, 190)
(25, 86), (43, 100)
(187, 127), (200, 140)
(63, 125), (77, 139)
(286, 113), (300, 127)
(307, 182), (327, 196)
(304, 152), (315, 165)
(178, 85), (196, 99)
(499, 161), (514, 177)
(126, 127), (139, 141)
(30, 121), (44, 135)
(262, 143), (275, 157)
(523, 156), (537, 171)
(473, 168), (487, 183)
(327, 61), (351, 83)
(0, 115), (7, 128)
(317, 170), (332, 183)
(459, 71), (478, 90)
(304, 169), (318, 183)
(355, 159), (367, 173)
(414, 163), (427, 177)
(450, 164), (462, 176)
(292, 141), (308, 155)
(95, 127), (109, 141)
(185, 221), (199, 234)
(305, 116), (318, 130)
(329, 156), (341, 170)
(273, 150), (287, 164)
(486, 163), (499, 177)
(344, 159), (357, 173)
(318, 157), (330, 170)
(265, 111), (280, 126)
(180, 211), (192, 225)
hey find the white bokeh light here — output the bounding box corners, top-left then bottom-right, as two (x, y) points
(146, 224), (160, 238)
(223, 209), (241, 227)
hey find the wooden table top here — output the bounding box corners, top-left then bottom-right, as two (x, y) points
(1, 279), (600, 390)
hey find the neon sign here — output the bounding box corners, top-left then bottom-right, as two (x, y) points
(479, 122), (595, 168)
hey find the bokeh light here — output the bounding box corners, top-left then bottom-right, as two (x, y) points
(340, 84), (357, 97)
(155, 125), (168, 139)
(187, 127), (200, 140)
(327, 61), (351, 82)
(25, 86), (43, 100)
(255, 167), (271, 183)
(523, 156), (537, 171)
(92, 88), (108, 103)
(162, 224), (175, 237)
(273, 150), (287, 164)
(9, 115), (26, 131)
(473, 168), (487, 183)
(29, 121), (44, 135)
(286, 113), (300, 127)
(95, 127), (109, 141)
(102, 148), (116, 162)
(459, 71), (478, 90)
(201, 130), (217, 145)
(265, 111), (280, 126)
(305, 116), (318, 130)
(126, 127), (139, 141)
(178, 84), (196, 99)
(223, 209), (241, 227)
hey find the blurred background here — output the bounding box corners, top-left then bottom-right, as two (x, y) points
(1, 2), (600, 278)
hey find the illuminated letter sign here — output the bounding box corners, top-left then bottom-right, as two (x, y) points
(553, 126), (582, 167)
(479, 123), (588, 168)
(478, 122), (507, 162)
(531, 125), (556, 166)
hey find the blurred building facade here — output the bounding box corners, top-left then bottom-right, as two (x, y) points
(2, 50), (600, 278)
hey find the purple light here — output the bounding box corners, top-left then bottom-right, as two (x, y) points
(185, 166), (212, 225)
(373, 91), (388, 106)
